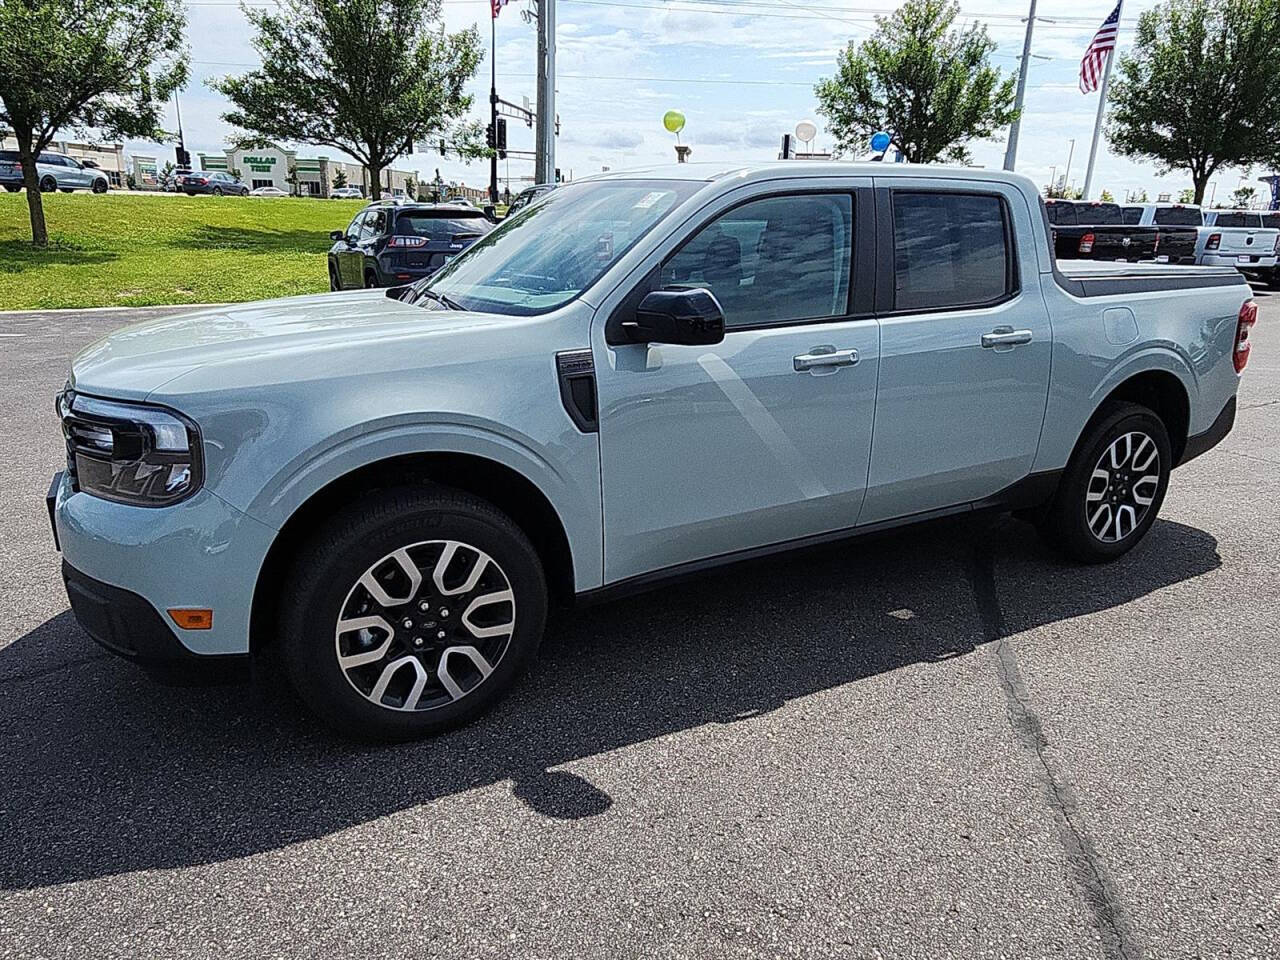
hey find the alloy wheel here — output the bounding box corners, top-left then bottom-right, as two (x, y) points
(334, 540), (516, 712)
(1085, 431), (1160, 543)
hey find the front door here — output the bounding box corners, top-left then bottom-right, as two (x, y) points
(338, 212), (369, 288)
(859, 180), (1052, 525)
(592, 184), (880, 585)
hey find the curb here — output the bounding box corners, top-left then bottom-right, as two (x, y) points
(0, 303), (226, 319)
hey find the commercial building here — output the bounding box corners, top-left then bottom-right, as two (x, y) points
(129, 154), (160, 188)
(0, 134), (126, 187)
(197, 144), (414, 198)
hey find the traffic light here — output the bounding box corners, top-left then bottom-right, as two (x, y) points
(554, 167), (562, 183)
(175, 145), (191, 169)
(486, 123), (495, 149)
(495, 118), (507, 152)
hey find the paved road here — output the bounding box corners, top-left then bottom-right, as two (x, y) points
(2, 293), (1278, 959)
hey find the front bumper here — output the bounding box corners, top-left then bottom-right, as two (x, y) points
(52, 471), (277, 657)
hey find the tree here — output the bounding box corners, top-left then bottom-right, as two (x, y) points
(1107, 0), (1280, 206)
(404, 174), (416, 199)
(1100, 189), (1115, 203)
(213, 0), (484, 201)
(0, 0), (188, 245)
(333, 169), (348, 189)
(1177, 187), (1196, 204)
(1230, 185), (1256, 209)
(814, 0), (1017, 164)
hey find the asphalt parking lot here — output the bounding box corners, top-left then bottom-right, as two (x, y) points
(1, 293), (1278, 959)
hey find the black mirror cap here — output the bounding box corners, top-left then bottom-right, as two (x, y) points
(623, 288), (726, 346)
(329, 230), (344, 241)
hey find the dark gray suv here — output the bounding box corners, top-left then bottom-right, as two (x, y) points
(327, 202), (493, 289)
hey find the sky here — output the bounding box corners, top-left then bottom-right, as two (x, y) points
(132, 0), (1276, 204)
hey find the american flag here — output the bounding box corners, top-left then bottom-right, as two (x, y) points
(1079, 1), (1122, 93)
(491, 0), (508, 17)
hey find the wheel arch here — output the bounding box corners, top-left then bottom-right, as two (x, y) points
(1085, 368), (1191, 465)
(249, 451), (575, 653)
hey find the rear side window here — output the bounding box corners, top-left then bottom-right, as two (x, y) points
(891, 192), (1013, 312)
(1212, 212), (1260, 228)
(1122, 207), (1143, 225)
(1045, 202), (1077, 226)
(661, 193), (854, 330)
(1154, 206), (1202, 226)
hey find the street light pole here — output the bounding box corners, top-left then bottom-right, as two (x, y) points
(1002, 0), (1038, 172)
(1062, 138), (1076, 197)
(489, 13), (499, 204)
(534, 0), (556, 185)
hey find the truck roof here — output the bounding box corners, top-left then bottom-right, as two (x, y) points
(582, 161), (1040, 191)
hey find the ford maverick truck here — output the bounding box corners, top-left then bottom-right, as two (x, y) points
(51, 163), (1256, 740)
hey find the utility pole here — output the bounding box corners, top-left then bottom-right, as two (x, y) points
(489, 14), (499, 204)
(1062, 138), (1076, 197)
(1002, 0), (1038, 172)
(534, 0), (556, 185)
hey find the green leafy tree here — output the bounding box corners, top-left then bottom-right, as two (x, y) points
(404, 173), (416, 199)
(1108, 0), (1280, 205)
(0, 0), (188, 245)
(1100, 189), (1115, 203)
(1177, 187), (1196, 204)
(214, 0), (484, 201)
(333, 168), (348, 189)
(814, 0), (1017, 164)
(1229, 185), (1256, 209)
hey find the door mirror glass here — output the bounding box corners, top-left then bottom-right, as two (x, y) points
(621, 288), (725, 345)
(329, 230), (345, 241)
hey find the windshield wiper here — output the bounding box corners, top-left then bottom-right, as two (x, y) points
(414, 288), (462, 310)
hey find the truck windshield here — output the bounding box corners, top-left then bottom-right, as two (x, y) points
(1154, 206), (1202, 226)
(419, 179), (700, 315)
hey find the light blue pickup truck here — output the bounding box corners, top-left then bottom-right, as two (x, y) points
(51, 163), (1256, 740)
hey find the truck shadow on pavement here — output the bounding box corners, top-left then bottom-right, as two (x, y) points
(0, 513), (1221, 889)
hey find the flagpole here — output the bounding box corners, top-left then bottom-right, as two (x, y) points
(1081, 43), (1116, 200)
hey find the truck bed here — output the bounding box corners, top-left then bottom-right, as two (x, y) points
(1055, 258), (1246, 296)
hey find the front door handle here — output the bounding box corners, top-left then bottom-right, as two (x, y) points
(981, 327), (1033, 349)
(794, 347), (858, 372)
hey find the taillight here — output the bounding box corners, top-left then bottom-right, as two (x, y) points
(387, 236), (427, 248)
(1206, 233), (1221, 251)
(1235, 300), (1257, 374)
(1273, 234), (1279, 255)
(1078, 232), (1095, 254)
(1153, 232), (1160, 255)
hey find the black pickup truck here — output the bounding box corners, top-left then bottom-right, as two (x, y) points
(1122, 203), (1201, 265)
(1045, 199), (1160, 263)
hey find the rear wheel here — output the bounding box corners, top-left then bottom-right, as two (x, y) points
(277, 487), (547, 741)
(212, 186), (223, 196)
(364, 268), (378, 288)
(3, 185), (19, 193)
(59, 187), (73, 193)
(1036, 402), (1171, 563)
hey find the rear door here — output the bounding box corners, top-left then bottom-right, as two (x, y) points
(861, 178), (1051, 525)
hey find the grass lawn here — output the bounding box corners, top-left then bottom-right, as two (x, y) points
(0, 191), (367, 310)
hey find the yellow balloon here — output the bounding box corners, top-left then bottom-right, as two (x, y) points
(663, 110), (686, 135)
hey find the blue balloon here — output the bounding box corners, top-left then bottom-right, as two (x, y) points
(870, 132), (891, 152)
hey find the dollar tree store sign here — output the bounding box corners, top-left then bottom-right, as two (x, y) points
(245, 156), (277, 173)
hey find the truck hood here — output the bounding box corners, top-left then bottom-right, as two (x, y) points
(70, 290), (517, 400)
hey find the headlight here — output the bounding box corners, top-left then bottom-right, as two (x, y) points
(58, 390), (203, 506)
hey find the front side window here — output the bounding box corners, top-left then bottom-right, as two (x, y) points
(424, 178), (700, 316)
(892, 191), (1012, 312)
(659, 194), (853, 329)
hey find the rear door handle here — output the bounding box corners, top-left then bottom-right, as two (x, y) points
(794, 347), (858, 372)
(981, 327), (1033, 349)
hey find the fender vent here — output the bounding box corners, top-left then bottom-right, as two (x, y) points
(556, 349), (598, 434)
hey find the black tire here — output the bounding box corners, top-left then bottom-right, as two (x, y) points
(3, 185), (19, 193)
(364, 268), (378, 288)
(59, 187), (73, 193)
(328, 262), (341, 291)
(185, 191), (196, 196)
(212, 186), (223, 196)
(278, 486), (548, 741)
(92, 180), (107, 194)
(39, 176), (56, 193)
(1036, 402), (1171, 563)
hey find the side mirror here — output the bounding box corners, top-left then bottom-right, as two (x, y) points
(329, 230), (344, 241)
(620, 288), (726, 345)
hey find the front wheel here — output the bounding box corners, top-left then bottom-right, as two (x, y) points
(92, 180), (107, 194)
(278, 487), (548, 741)
(39, 176), (56, 192)
(1036, 402), (1171, 563)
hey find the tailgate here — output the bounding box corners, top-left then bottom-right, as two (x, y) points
(1089, 227), (1156, 259)
(1212, 228), (1276, 256)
